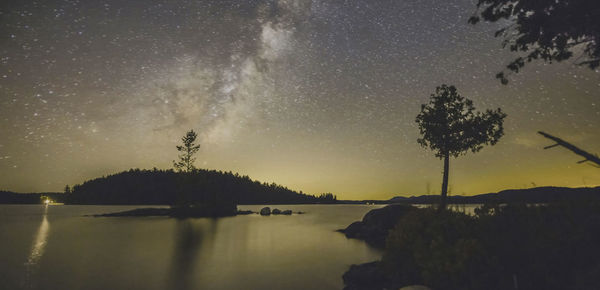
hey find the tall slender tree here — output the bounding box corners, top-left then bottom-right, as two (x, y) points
(416, 85), (506, 210)
(173, 130), (201, 172)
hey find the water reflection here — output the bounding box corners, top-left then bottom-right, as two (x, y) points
(24, 205), (50, 288)
(167, 218), (218, 290)
(0, 205), (382, 289)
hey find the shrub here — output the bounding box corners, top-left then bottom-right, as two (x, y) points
(381, 202), (600, 290)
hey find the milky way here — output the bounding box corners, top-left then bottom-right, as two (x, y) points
(1, 0), (599, 199)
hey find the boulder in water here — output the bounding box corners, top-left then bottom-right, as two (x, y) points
(260, 207), (271, 215)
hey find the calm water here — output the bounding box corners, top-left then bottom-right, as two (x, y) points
(0, 204), (383, 290)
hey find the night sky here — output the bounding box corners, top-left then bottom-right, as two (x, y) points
(1, 0), (599, 199)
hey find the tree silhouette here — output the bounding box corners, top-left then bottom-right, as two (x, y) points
(173, 130), (201, 172)
(317, 193), (337, 204)
(538, 131), (600, 167)
(416, 85), (506, 210)
(469, 0), (600, 84)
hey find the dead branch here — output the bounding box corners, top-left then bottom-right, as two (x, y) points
(538, 131), (600, 167)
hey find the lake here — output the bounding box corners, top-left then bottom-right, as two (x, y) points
(0, 204), (383, 290)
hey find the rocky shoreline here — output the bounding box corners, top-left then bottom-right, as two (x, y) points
(338, 204), (416, 248)
(338, 204), (423, 290)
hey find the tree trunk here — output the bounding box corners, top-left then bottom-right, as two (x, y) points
(440, 154), (449, 211)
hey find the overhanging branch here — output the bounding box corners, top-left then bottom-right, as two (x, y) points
(538, 131), (600, 167)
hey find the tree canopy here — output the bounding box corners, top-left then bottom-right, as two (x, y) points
(416, 85), (506, 158)
(469, 0), (600, 84)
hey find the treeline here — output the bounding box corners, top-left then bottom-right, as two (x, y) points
(317, 193), (337, 204)
(0, 191), (65, 204)
(66, 168), (337, 205)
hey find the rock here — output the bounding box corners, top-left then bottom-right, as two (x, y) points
(399, 286), (431, 290)
(281, 210), (292, 215)
(260, 207), (271, 215)
(342, 261), (387, 290)
(343, 261), (432, 290)
(342, 221), (365, 238)
(272, 208), (281, 214)
(340, 204), (416, 248)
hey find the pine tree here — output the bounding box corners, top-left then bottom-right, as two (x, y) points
(173, 130), (201, 172)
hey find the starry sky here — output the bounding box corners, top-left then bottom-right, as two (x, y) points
(1, 0), (599, 199)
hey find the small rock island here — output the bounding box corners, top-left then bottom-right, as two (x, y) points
(93, 205), (303, 218)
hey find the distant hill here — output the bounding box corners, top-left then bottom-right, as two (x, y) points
(65, 168), (332, 205)
(386, 186), (600, 204)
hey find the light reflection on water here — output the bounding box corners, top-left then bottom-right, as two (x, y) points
(23, 205), (50, 289)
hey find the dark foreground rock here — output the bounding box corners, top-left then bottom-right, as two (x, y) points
(340, 205), (420, 290)
(338, 204), (416, 248)
(343, 262), (389, 290)
(399, 286), (432, 290)
(343, 261), (433, 290)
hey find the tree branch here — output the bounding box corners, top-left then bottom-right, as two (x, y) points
(538, 131), (600, 167)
